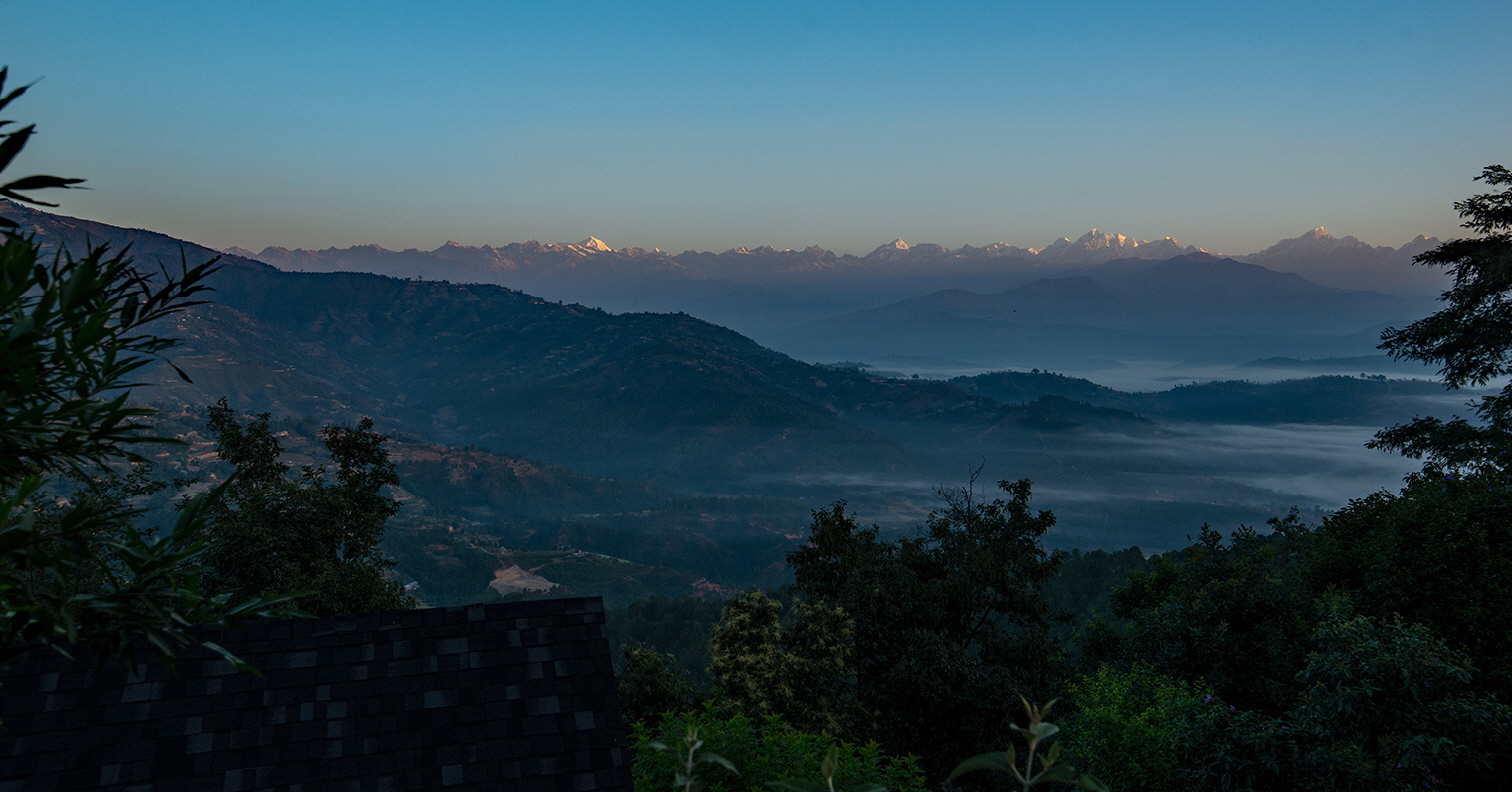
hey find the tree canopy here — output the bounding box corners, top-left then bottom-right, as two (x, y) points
(751, 477), (1066, 776)
(1374, 164), (1512, 470)
(201, 400), (413, 617)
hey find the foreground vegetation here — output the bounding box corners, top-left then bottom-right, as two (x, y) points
(0, 68), (316, 671)
(617, 166), (1512, 792)
(618, 477), (1512, 790)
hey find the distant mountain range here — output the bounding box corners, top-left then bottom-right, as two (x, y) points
(228, 226), (1447, 299)
(949, 370), (1447, 427)
(2, 196), (1441, 383)
(1239, 227), (1443, 292)
(1, 199), (1453, 553)
(768, 252), (1438, 368)
(0, 194), (1466, 608)
(203, 223), (1453, 346)
(836, 252), (1410, 327)
(1, 199), (1160, 490)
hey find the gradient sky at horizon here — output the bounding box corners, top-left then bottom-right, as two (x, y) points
(1, 0), (1507, 257)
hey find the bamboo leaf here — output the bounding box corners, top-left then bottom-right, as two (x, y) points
(1077, 775), (1112, 792)
(1030, 721), (1060, 741)
(820, 746), (839, 780)
(947, 752), (1014, 781)
(698, 752), (738, 775)
(2, 175), (85, 191)
(0, 124), (33, 173)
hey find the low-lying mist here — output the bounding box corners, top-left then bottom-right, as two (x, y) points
(730, 389), (1443, 554)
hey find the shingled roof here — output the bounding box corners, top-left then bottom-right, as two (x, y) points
(0, 597), (632, 792)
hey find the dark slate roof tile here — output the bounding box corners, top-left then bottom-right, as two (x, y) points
(0, 598), (629, 792)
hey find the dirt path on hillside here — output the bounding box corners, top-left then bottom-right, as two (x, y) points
(489, 564), (557, 596)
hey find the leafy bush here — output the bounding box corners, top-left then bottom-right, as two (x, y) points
(632, 706), (927, 792)
(948, 698), (1108, 791)
(1110, 517), (1315, 714)
(619, 643), (696, 727)
(1062, 666), (1205, 791)
(1307, 469), (1512, 697)
(1175, 605), (1512, 792)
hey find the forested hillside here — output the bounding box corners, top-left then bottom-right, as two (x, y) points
(954, 370), (1451, 425)
(6, 197), (1170, 489)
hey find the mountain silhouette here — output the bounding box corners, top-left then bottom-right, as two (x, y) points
(0, 200), (1149, 488)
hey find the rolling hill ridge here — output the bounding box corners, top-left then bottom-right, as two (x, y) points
(1, 200), (1148, 489)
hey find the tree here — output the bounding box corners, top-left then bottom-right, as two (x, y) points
(1373, 165), (1512, 470)
(1305, 470), (1512, 698)
(706, 590), (855, 735)
(1287, 608), (1511, 790)
(1175, 605), (1512, 792)
(1061, 665), (1205, 792)
(784, 477), (1065, 777)
(606, 594), (727, 692)
(1109, 517), (1316, 714)
(200, 400), (413, 616)
(0, 66), (293, 670)
(707, 590), (787, 718)
(617, 643), (695, 727)
(0, 70), (214, 481)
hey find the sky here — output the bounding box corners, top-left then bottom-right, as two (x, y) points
(1, 0), (1508, 256)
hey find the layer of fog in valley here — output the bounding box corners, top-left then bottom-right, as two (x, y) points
(1162, 422), (1422, 504)
(824, 354), (1441, 393)
(817, 408), (1431, 554)
(4, 200), (1474, 587)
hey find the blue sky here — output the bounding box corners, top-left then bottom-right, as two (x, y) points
(1, 0), (1507, 255)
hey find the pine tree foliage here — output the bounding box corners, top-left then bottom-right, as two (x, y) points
(1374, 165), (1512, 469)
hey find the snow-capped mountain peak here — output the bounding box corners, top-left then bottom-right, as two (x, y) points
(863, 239), (917, 259)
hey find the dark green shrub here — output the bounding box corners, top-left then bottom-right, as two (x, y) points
(1063, 666), (1205, 791)
(632, 706), (927, 792)
(1176, 606), (1512, 792)
(947, 698), (1108, 791)
(620, 643), (696, 727)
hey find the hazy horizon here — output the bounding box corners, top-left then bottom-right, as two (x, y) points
(221, 224), (1430, 261)
(1, 1), (1507, 257)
